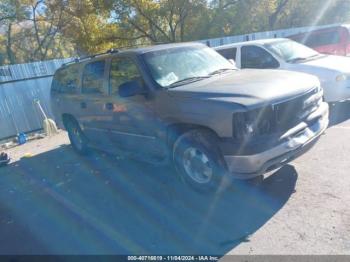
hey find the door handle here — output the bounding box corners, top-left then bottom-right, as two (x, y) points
(105, 102), (114, 110)
(80, 102), (87, 109)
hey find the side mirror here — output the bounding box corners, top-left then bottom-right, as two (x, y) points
(228, 59), (236, 67)
(118, 80), (144, 97)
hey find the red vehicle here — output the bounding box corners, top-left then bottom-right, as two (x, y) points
(289, 25), (350, 56)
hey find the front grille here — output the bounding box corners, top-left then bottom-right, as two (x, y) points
(233, 87), (322, 139)
(274, 88), (321, 132)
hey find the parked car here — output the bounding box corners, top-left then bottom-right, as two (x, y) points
(51, 42), (328, 191)
(215, 38), (350, 102)
(288, 25), (350, 56)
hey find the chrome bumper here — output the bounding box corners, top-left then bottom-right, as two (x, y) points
(224, 102), (329, 179)
(323, 82), (350, 102)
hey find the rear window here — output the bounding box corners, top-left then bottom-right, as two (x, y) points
(52, 65), (80, 94)
(217, 47), (237, 61)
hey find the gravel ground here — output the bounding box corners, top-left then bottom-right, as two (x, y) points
(0, 102), (350, 255)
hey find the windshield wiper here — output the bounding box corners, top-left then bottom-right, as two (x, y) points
(287, 54), (322, 63)
(168, 76), (211, 88)
(209, 68), (236, 75)
(287, 57), (308, 63)
(308, 54), (325, 60)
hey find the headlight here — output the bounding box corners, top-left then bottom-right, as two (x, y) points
(232, 112), (251, 139)
(233, 107), (274, 139)
(336, 74), (348, 82)
(316, 85), (323, 93)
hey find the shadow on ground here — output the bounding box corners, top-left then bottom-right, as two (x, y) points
(329, 100), (350, 127)
(0, 145), (297, 255)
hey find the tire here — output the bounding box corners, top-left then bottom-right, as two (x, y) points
(65, 118), (89, 155)
(173, 129), (231, 193)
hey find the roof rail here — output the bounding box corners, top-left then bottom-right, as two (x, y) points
(79, 48), (119, 61)
(107, 48), (119, 53)
(60, 42), (176, 68)
(116, 42), (168, 50)
(61, 57), (79, 67)
(60, 48), (119, 67)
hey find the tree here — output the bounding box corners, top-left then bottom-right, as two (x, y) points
(21, 0), (70, 61)
(1, 0), (350, 65)
(268, 0), (289, 29)
(0, 0), (29, 64)
(269, 0), (350, 29)
(0, 0), (75, 64)
(110, 0), (208, 44)
(57, 0), (123, 55)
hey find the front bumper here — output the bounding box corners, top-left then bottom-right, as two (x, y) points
(223, 102), (329, 179)
(323, 81), (350, 102)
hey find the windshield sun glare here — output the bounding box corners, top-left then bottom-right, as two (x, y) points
(143, 46), (236, 88)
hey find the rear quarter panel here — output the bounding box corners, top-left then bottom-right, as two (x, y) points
(50, 63), (84, 129)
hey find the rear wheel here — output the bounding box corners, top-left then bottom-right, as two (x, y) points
(65, 119), (89, 155)
(173, 129), (231, 192)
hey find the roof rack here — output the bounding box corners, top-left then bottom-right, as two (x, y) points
(116, 42), (168, 50)
(60, 42), (169, 68)
(61, 48), (119, 67)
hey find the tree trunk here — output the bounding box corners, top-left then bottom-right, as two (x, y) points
(6, 23), (15, 64)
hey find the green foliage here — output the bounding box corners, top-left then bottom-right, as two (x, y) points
(0, 0), (350, 65)
(0, 0), (29, 22)
(110, 0), (209, 43)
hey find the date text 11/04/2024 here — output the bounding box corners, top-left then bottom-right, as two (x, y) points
(127, 256), (219, 261)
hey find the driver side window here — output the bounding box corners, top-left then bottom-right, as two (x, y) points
(109, 57), (142, 96)
(241, 45), (279, 69)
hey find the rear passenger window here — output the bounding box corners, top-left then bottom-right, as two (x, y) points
(217, 48), (237, 61)
(52, 65), (79, 94)
(241, 45), (279, 69)
(82, 60), (105, 94)
(109, 57), (142, 96)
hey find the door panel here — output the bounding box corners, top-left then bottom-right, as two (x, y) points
(76, 60), (115, 149)
(107, 57), (165, 157)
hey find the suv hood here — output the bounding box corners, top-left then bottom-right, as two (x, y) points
(167, 69), (318, 108)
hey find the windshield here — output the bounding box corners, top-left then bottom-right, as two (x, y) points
(143, 45), (236, 87)
(264, 39), (320, 63)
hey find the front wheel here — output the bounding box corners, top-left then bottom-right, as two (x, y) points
(173, 129), (231, 193)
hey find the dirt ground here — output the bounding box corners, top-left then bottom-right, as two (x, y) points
(0, 102), (350, 255)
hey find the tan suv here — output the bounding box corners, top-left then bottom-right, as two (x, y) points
(51, 43), (329, 191)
